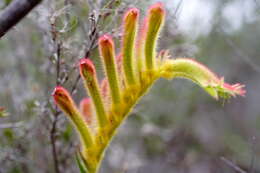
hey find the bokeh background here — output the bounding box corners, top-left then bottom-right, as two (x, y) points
(0, 0), (260, 172)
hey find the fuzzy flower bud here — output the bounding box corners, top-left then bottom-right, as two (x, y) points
(52, 86), (93, 147)
(99, 35), (121, 105)
(52, 86), (77, 116)
(122, 8), (139, 86)
(79, 58), (96, 82)
(144, 2), (165, 70)
(79, 58), (108, 127)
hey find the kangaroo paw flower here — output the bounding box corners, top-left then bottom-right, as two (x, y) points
(52, 3), (245, 173)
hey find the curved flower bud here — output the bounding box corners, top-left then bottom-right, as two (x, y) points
(52, 86), (93, 147)
(122, 8), (139, 86)
(53, 86), (76, 116)
(143, 2), (165, 70)
(161, 58), (246, 99)
(79, 58), (108, 127)
(99, 35), (121, 105)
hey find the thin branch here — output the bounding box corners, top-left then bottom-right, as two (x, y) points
(224, 37), (260, 73)
(56, 43), (61, 86)
(220, 157), (247, 173)
(70, 12), (100, 96)
(49, 18), (62, 173)
(50, 110), (61, 173)
(249, 136), (256, 173)
(217, 27), (260, 73)
(0, 0), (42, 38)
(70, 74), (81, 95)
(84, 12), (99, 58)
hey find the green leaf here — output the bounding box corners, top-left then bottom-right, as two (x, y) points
(75, 152), (88, 173)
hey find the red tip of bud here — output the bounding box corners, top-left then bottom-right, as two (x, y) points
(52, 86), (75, 114)
(52, 86), (70, 101)
(149, 2), (165, 14)
(79, 58), (96, 77)
(99, 34), (114, 47)
(124, 8), (139, 21)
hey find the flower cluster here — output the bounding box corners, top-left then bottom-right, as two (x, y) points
(52, 2), (245, 173)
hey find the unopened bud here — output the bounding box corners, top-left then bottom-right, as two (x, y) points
(99, 35), (121, 105)
(80, 98), (92, 124)
(122, 8), (140, 86)
(52, 86), (75, 116)
(144, 2), (165, 70)
(79, 58), (96, 81)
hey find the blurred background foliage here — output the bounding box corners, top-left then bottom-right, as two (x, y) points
(0, 0), (260, 172)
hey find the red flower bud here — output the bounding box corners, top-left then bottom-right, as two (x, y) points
(79, 58), (108, 127)
(79, 58), (96, 79)
(123, 8), (139, 25)
(99, 34), (114, 50)
(99, 34), (121, 105)
(52, 86), (75, 116)
(80, 98), (92, 124)
(148, 2), (165, 16)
